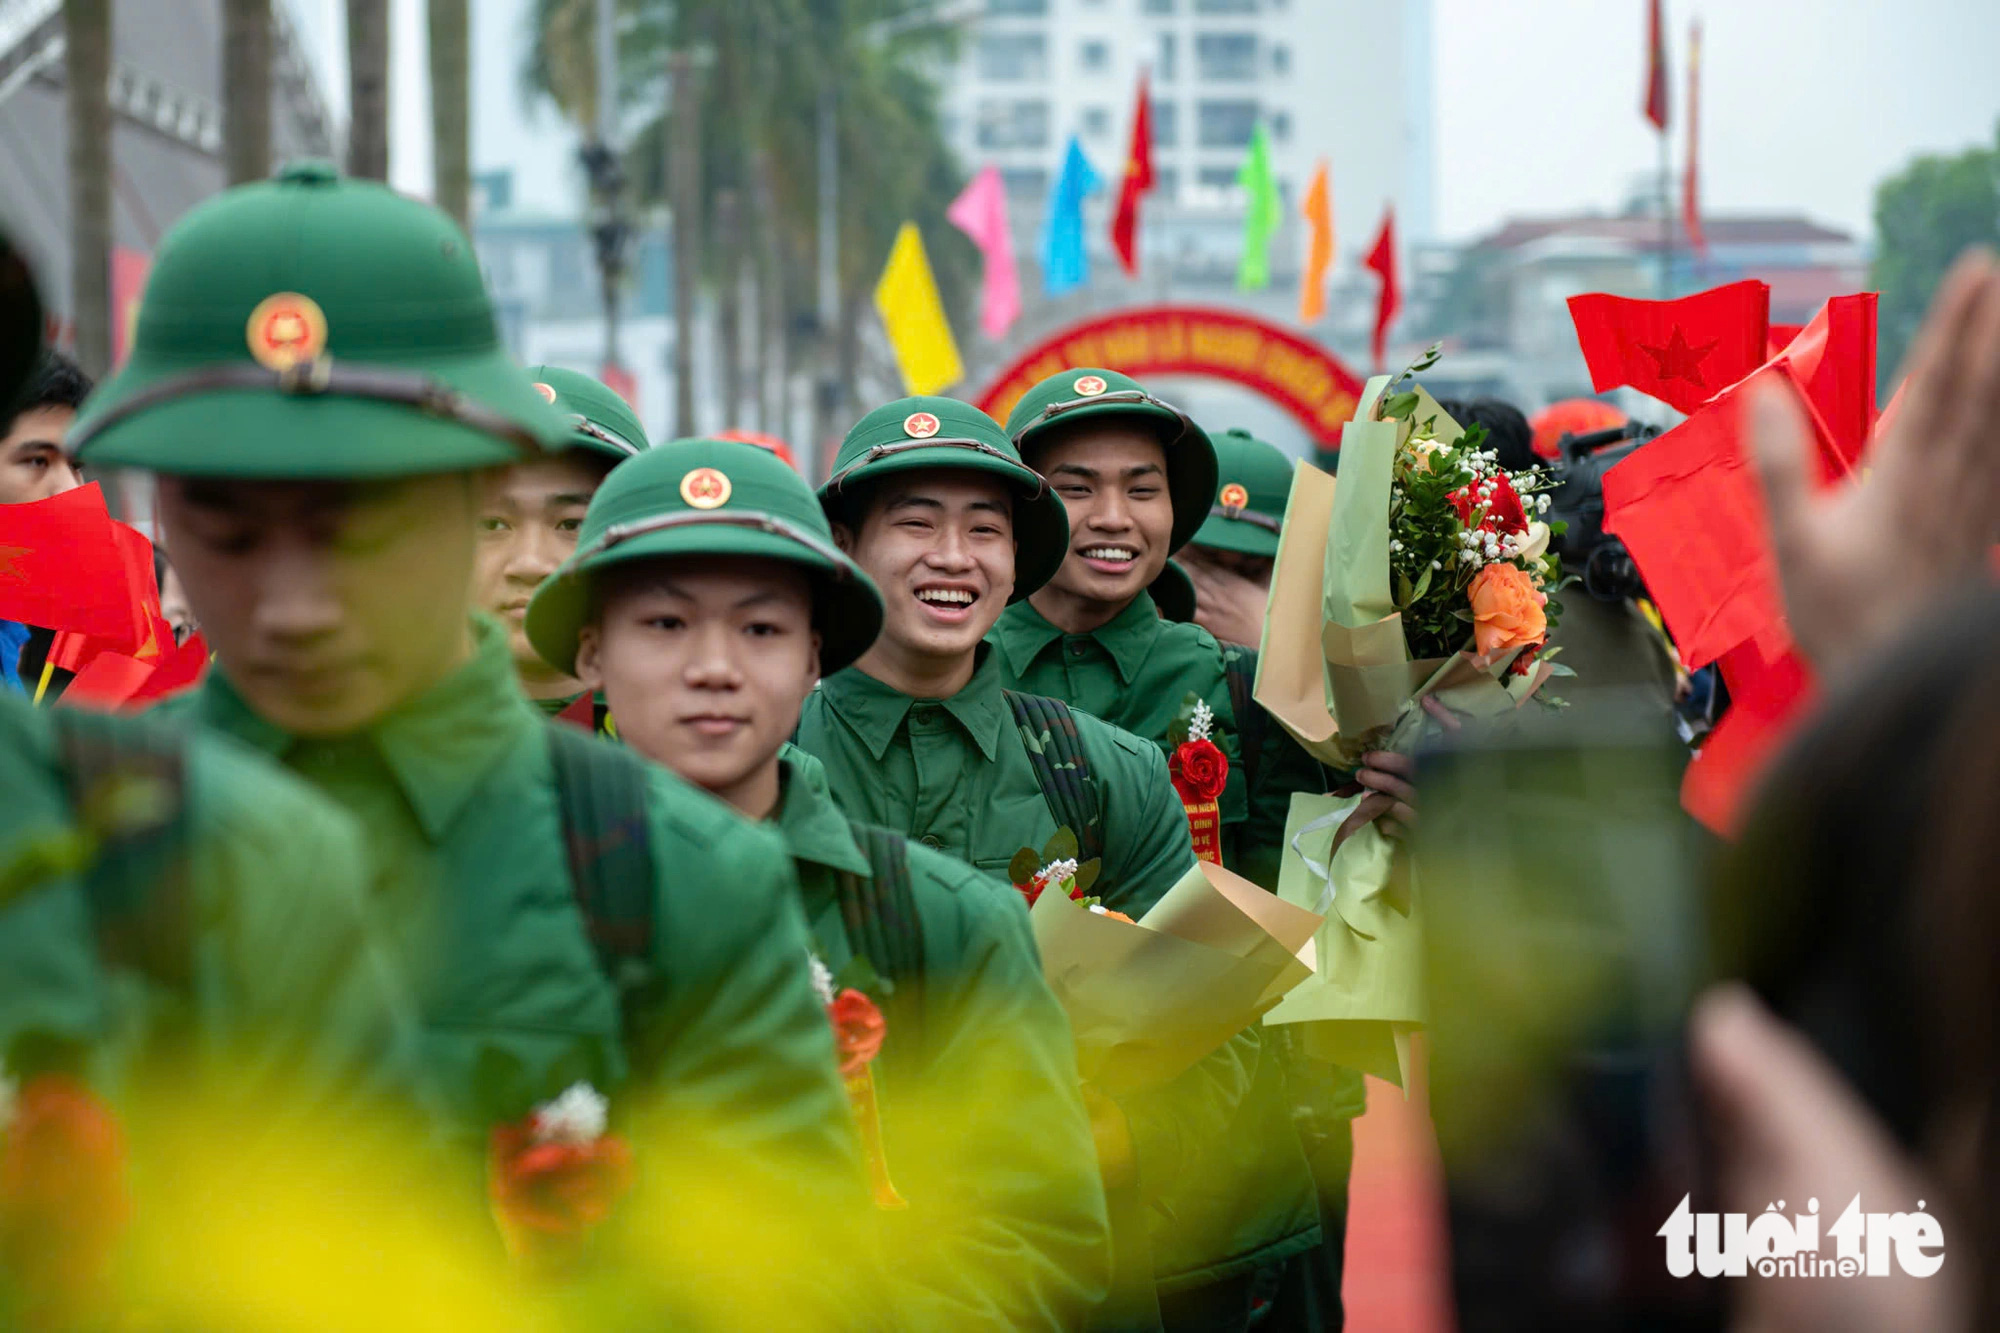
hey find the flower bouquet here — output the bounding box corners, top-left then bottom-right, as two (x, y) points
(1252, 349), (1571, 1084)
(1023, 841), (1322, 1097)
(487, 1081), (635, 1271)
(809, 954), (905, 1210)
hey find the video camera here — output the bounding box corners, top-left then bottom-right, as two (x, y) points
(1543, 420), (1662, 602)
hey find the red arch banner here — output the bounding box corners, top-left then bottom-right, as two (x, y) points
(973, 305), (1367, 445)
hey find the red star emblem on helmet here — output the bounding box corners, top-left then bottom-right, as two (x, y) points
(679, 467), (732, 509)
(1072, 375), (1108, 397)
(903, 412), (941, 439)
(1219, 482), (1250, 510)
(245, 292), (328, 371)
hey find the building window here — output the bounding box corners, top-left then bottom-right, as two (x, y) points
(1143, 0), (1176, 11)
(1196, 32), (1257, 80)
(1080, 40), (1110, 73)
(1271, 111), (1291, 141)
(977, 34), (1048, 80)
(1152, 100), (1179, 149)
(986, 0), (1048, 14)
(1154, 168), (1179, 203)
(1158, 33), (1178, 80)
(1196, 99), (1258, 148)
(1197, 166), (1239, 192)
(1001, 167), (1050, 199)
(1081, 106), (1111, 137)
(1271, 43), (1290, 74)
(1194, 0), (1256, 11)
(976, 99), (1052, 149)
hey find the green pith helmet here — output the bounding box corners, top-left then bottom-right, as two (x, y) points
(1150, 559), (1196, 623)
(525, 364), (650, 462)
(69, 160), (570, 477)
(1190, 427), (1294, 558)
(1004, 366), (1218, 554)
(819, 395), (1070, 602)
(527, 437), (884, 677)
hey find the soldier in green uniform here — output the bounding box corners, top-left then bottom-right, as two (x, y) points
(523, 434), (1112, 1325)
(797, 395), (1287, 1329)
(470, 365), (645, 720)
(64, 163), (867, 1318)
(996, 371), (1408, 1330)
(1175, 427), (1294, 649)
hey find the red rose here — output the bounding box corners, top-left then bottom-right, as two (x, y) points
(1170, 737), (1229, 804)
(487, 1121), (635, 1251)
(1448, 473), (1530, 536)
(828, 988), (887, 1077)
(1015, 878), (1043, 908)
(1509, 640), (1542, 676)
(0, 1075), (130, 1310)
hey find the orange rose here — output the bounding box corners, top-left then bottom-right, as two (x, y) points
(1468, 563), (1547, 659)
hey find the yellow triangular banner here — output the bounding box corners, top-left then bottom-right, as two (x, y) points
(873, 222), (964, 396)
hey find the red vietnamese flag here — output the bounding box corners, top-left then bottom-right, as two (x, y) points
(1681, 635), (1818, 837)
(1765, 323), (1806, 359)
(1109, 73), (1154, 277)
(62, 630), (208, 710)
(1364, 208), (1401, 369)
(1567, 279), (1770, 415)
(0, 483), (145, 649)
(1643, 0), (1669, 132)
(1682, 20), (1705, 256)
(48, 520), (164, 676)
(1767, 293), (1877, 474)
(1601, 363), (1830, 671)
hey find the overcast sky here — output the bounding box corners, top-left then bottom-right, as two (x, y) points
(292, 0), (2000, 246)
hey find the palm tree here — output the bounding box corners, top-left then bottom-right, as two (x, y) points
(223, 0), (272, 184)
(346, 0), (390, 180)
(428, 0), (471, 226)
(64, 0), (112, 378)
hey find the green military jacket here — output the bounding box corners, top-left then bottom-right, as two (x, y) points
(774, 749), (1111, 1326)
(990, 591), (1332, 891)
(795, 650), (1310, 1309)
(0, 691), (412, 1100)
(161, 618), (861, 1185)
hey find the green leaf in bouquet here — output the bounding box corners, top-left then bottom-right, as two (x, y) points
(1073, 859), (1102, 895)
(1541, 662), (1578, 679)
(835, 953), (892, 997)
(1395, 567), (1415, 607)
(1168, 691), (1204, 745)
(1451, 607), (1475, 622)
(1043, 827), (1079, 863)
(1380, 391), (1420, 421)
(1410, 562), (1434, 603)
(1008, 845), (1042, 885)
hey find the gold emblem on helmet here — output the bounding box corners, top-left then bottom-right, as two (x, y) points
(1219, 482), (1250, 510)
(533, 382), (558, 403)
(1072, 375), (1108, 397)
(680, 467), (732, 509)
(245, 292), (328, 371)
(903, 411), (942, 439)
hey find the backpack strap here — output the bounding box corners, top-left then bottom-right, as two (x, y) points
(544, 722), (661, 1046)
(1223, 647), (1267, 798)
(1001, 689), (1105, 865)
(834, 821), (927, 1055)
(52, 709), (193, 989)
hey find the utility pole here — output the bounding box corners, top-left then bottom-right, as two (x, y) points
(581, 0), (627, 378)
(668, 48), (701, 439)
(222, 0), (272, 185)
(812, 81), (840, 474)
(65, 0), (112, 378)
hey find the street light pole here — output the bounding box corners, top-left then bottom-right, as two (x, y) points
(812, 81), (841, 477)
(584, 0), (626, 375)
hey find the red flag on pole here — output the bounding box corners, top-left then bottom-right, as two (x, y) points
(1766, 293), (1877, 475)
(1110, 73), (1155, 277)
(1567, 279), (1770, 415)
(1364, 208), (1400, 370)
(1682, 19), (1705, 256)
(0, 483), (146, 649)
(1643, 0), (1669, 132)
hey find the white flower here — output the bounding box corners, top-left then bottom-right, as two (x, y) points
(532, 1082), (609, 1146)
(1188, 698), (1215, 743)
(809, 953), (836, 1005)
(1431, 560), (1442, 570)
(1537, 494), (1552, 512)
(1035, 858), (1079, 889)
(1088, 904), (1110, 915)
(1389, 539), (1404, 553)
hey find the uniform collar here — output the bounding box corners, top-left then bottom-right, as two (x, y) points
(772, 752), (870, 878)
(816, 644), (1006, 764)
(991, 592), (1164, 685)
(195, 614), (534, 842)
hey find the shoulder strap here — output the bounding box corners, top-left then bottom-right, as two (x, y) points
(834, 821), (927, 1054)
(544, 721), (661, 1042)
(53, 709), (193, 988)
(1001, 689), (1105, 865)
(1223, 647), (1266, 797)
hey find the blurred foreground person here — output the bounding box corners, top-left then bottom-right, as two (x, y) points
(527, 436), (1112, 1325)
(1690, 248), (2000, 1332)
(65, 163), (869, 1323)
(473, 365), (643, 720)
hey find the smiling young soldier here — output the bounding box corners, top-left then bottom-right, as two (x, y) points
(997, 370), (1411, 1330)
(798, 395), (1286, 1330)
(64, 164), (868, 1313)
(523, 435), (1112, 1325)
(471, 364), (645, 721)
